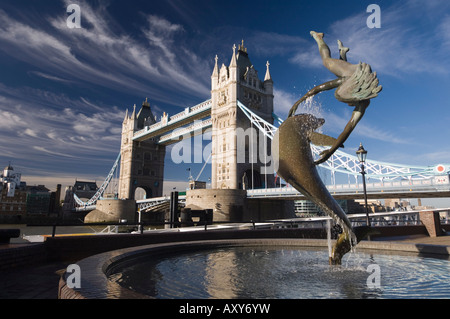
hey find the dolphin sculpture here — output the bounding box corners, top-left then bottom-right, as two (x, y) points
(330, 226), (380, 265)
(275, 32), (382, 265)
(272, 113), (357, 264)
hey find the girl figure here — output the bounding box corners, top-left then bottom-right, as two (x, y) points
(289, 31), (382, 165)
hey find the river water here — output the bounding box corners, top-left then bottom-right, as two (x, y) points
(0, 224), (103, 243)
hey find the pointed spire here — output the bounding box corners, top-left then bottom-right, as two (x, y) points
(131, 104), (137, 119)
(123, 108), (129, 123)
(264, 61), (272, 82)
(230, 44), (237, 67)
(238, 39), (247, 53)
(212, 54), (219, 77)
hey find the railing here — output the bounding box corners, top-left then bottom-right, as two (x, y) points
(137, 195), (186, 211)
(26, 209), (449, 239)
(247, 177), (450, 198)
(133, 99), (212, 140)
(158, 118), (212, 145)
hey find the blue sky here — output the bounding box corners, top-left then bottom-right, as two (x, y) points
(1, 0), (450, 205)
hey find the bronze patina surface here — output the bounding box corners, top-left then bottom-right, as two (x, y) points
(275, 32), (382, 265)
(273, 114), (354, 240)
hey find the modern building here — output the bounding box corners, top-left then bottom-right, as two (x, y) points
(0, 164), (27, 220)
(294, 198), (387, 217)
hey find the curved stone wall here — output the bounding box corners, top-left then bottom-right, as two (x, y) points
(185, 189), (295, 222)
(58, 237), (450, 299)
(84, 199), (136, 223)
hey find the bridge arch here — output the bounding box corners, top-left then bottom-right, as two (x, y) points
(241, 169), (262, 190)
(134, 186), (152, 200)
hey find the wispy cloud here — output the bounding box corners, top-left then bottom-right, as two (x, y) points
(0, 0), (211, 107)
(274, 87), (411, 145)
(249, 31), (309, 58)
(29, 71), (75, 83)
(288, 2), (450, 77)
(0, 88), (123, 166)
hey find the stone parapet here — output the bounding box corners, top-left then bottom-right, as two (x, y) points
(185, 189), (295, 222)
(84, 199), (137, 224)
(419, 211), (443, 237)
(186, 189), (246, 222)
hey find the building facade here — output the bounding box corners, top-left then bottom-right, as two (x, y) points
(211, 41), (275, 190)
(0, 164), (62, 220)
(118, 99), (166, 200)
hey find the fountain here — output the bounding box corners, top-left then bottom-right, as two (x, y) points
(108, 244), (450, 299)
(58, 33), (449, 300)
(273, 31), (382, 264)
(59, 238), (450, 299)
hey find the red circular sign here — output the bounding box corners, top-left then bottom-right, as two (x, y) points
(436, 165), (445, 173)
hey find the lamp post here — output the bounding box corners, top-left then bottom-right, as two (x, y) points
(356, 143), (371, 227)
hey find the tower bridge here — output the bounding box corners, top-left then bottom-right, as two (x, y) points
(70, 42), (450, 222)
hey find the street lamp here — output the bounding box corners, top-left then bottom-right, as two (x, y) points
(356, 143), (371, 227)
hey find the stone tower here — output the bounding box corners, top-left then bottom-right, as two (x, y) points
(118, 99), (166, 200)
(210, 41), (275, 190)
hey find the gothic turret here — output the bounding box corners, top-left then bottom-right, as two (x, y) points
(210, 41), (274, 190)
(119, 99), (166, 200)
(264, 61), (273, 95)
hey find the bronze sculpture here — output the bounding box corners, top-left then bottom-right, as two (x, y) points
(274, 32), (382, 265)
(272, 113), (354, 238)
(289, 31), (382, 164)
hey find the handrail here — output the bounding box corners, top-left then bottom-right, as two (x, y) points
(26, 208), (449, 237)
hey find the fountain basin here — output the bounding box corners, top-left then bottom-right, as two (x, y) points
(58, 238), (450, 299)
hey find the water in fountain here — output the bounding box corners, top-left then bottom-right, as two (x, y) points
(301, 96), (324, 129)
(326, 219), (332, 259)
(109, 246), (450, 299)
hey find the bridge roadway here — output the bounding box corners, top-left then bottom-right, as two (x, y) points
(132, 99), (212, 144)
(134, 178), (450, 212)
(247, 179), (450, 200)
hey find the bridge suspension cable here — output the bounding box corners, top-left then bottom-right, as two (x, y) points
(236, 100), (450, 182)
(73, 153), (121, 207)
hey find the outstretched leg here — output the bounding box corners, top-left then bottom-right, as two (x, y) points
(337, 40), (349, 61)
(310, 31), (357, 78)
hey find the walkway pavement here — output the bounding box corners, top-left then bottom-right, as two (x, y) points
(374, 233), (450, 245)
(0, 234), (449, 299)
(0, 260), (68, 299)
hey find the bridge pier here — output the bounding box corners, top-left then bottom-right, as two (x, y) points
(185, 189), (295, 222)
(419, 211), (444, 237)
(84, 199), (137, 224)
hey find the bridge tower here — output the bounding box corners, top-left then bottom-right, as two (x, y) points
(118, 99), (166, 200)
(211, 41), (275, 190)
